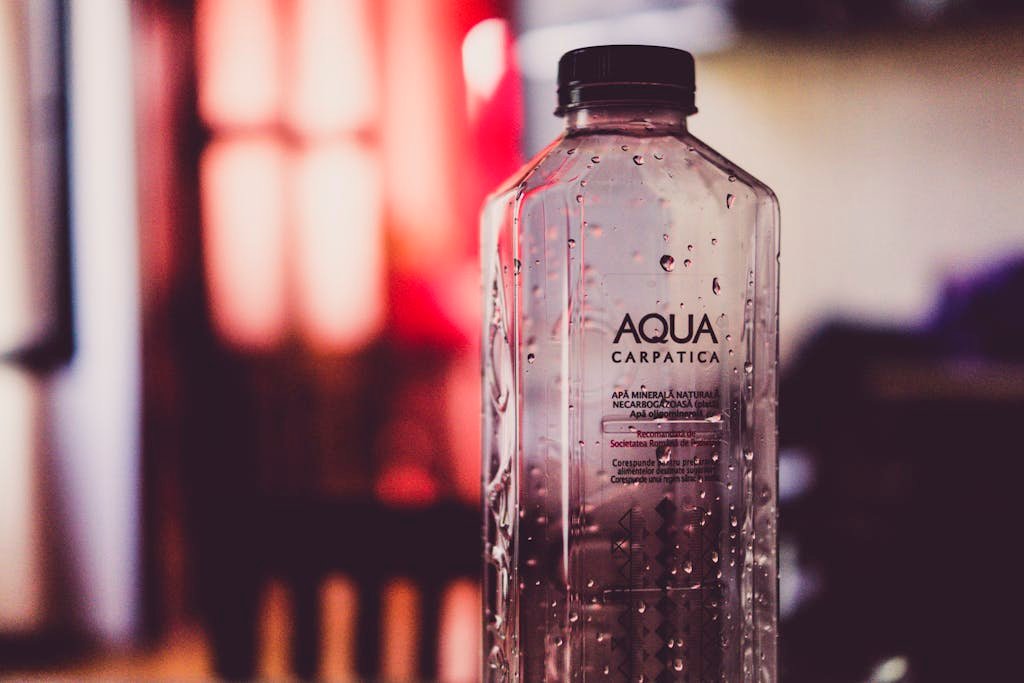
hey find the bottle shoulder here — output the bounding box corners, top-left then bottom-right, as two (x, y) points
(685, 134), (779, 209)
(484, 136), (571, 205)
(487, 131), (777, 208)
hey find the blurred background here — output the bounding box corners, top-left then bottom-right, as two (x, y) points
(0, 0), (1021, 681)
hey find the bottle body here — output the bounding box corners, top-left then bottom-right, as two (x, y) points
(483, 107), (779, 682)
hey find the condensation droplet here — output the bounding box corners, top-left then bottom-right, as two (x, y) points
(637, 601), (646, 614)
(657, 445), (672, 464)
(653, 151), (664, 160)
(621, 144), (629, 151)
(674, 658), (684, 671)
(568, 238), (576, 248)
(527, 353), (536, 364)
(566, 147), (576, 155)
(728, 174), (737, 182)
(687, 244), (694, 252)
(712, 278), (721, 295)
(575, 194), (583, 203)
(591, 155), (601, 163)
(744, 361), (753, 374)
(660, 255), (675, 272)
(711, 237), (718, 246)
(726, 193), (736, 209)
(513, 258), (521, 274)
(683, 259), (692, 268)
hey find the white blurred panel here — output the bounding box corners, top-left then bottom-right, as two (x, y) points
(53, 0), (141, 644)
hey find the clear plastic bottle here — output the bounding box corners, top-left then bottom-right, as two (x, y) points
(482, 45), (779, 682)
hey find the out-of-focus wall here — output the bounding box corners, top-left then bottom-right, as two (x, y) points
(691, 26), (1024, 358)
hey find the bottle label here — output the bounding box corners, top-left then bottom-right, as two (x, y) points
(577, 275), (729, 681)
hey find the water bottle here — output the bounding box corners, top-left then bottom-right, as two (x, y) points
(482, 45), (779, 682)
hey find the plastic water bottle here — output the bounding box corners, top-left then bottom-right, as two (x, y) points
(482, 45), (780, 682)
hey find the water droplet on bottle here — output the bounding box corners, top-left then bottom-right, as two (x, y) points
(527, 353), (536, 364)
(726, 193), (736, 209)
(711, 237), (718, 246)
(513, 258), (521, 274)
(687, 244), (694, 252)
(553, 636), (563, 646)
(712, 278), (721, 295)
(683, 258), (692, 268)
(580, 179), (587, 187)
(744, 361), (753, 374)
(603, 665), (610, 675)
(711, 550), (720, 563)
(659, 255), (675, 272)
(662, 233), (669, 241)
(566, 147), (576, 155)
(586, 578), (595, 588)
(621, 144), (629, 151)
(568, 611), (579, 623)
(575, 194), (583, 203)
(568, 238), (576, 248)
(683, 560), (693, 574)
(653, 151), (664, 160)
(637, 601), (646, 614)
(657, 445), (672, 464)
(590, 155), (600, 163)
(632, 155), (644, 166)
(674, 658), (684, 671)
(728, 174), (736, 182)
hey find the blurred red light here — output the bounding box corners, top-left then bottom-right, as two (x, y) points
(284, 0), (377, 136)
(200, 136), (288, 350)
(293, 142), (384, 352)
(196, 0), (281, 129)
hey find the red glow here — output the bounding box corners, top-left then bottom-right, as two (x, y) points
(382, 0), (464, 274)
(200, 136), (288, 350)
(196, 0), (281, 129)
(374, 465), (440, 508)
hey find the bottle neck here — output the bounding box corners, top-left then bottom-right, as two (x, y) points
(564, 105), (690, 136)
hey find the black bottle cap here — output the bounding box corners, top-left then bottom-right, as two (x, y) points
(555, 45), (697, 116)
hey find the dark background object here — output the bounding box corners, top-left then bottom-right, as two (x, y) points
(780, 257), (1024, 682)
